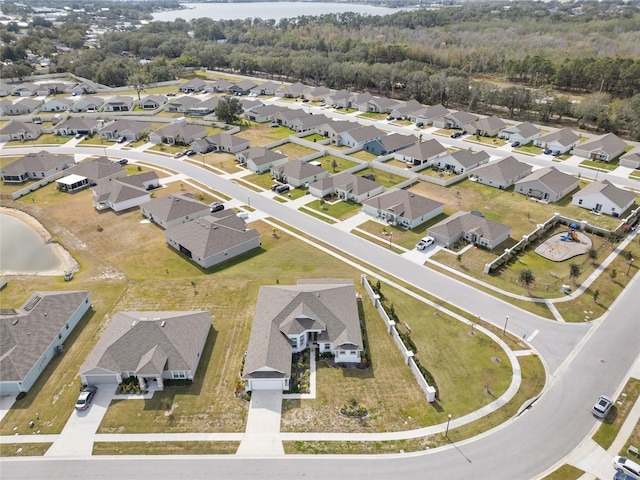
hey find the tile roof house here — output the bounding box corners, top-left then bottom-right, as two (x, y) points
(41, 97), (73, 112)
(164, 210), (261, 269)
(336, 125), (386, 147)
(533, 128), (580, 154)
(178, 78), (207, 93)
(571, 180), (636, 217)
(428, 211), (511, 249)
(243, 280), (363, 391)
(191, 132), (250, 154)
(1, 151), (73, 184)
(98, 119), (148, 142)
(102, 96), (135, 112)
(0, 120), (42, 143)
(137, 94), (167, 110)
(57, 156), (126, 192)
(149, 123), (206, 145)
(363, 132), (416, 156)
(80, 311), (211, 390)
(309, 172), (384, 203)
(236, 147), (288, 174)
(92, 172), (159, 212)
(498, 122), (541, 145)
(411, 103), (449, 126)
(271, 159), (329, 188)
(472, 115), (507, 137)
(514, 166), (579, 203)
(620, 146), (640, 169)
(53, 117), (99, 136)
(140, 193), (211, 229)
(5, 98), (42, 115)
(0, 291), (91, 394)
(471, 156), (533, 189)
(70, 96), (103, 113)
(573, 133), (627, 162)
(362, 189), (444, 229)
(434, 149), (490, 174)
(394, 139), (447, 166)
(244, 104), (288, 123)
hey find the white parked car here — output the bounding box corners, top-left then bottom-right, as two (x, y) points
(416, 236), (435, 250)
(613, 456), (640, 480)
(591, 395), (613, 418)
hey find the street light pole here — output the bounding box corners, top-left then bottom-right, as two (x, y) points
(389, 232), (393, 248)
(445, 414), (452, 437)
(503, 315), (509, 335)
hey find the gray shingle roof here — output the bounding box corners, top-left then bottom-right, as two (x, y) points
(501, 122), (540, 138)
(273, 159), (326, 180)
(377, 133), (415, 152)
(1, 151), (73, 176)
(140, 193), (210, 224)
(446, 149), (490, 168)
(99, 119), (147, 135)
(473, 115), (506, 131)
(515, 166), (578, 194)
(396, 139), (446, 160)
(537, 128), (580, 147)
(0, 120), (40, 136)
(342, 125), (386, 143)
(472, 156), (532, 184)
(577, 133), (627, 156)
(429, 211), (511, 243)
(311, 172), (382, 196)
(573, 179), (636, 209)
(66, 156), (124, 181)
(243, 147), (287, 167)
(207, 132), (249, 149)
(363, 189), (443, 221)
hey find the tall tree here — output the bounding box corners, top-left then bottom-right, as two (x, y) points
(216, 97), (243, 124)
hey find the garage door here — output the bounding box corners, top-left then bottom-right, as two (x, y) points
(82, 374), (118, 385)
(250, 379), (283, 391)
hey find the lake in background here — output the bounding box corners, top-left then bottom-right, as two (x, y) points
(0, 214), (61, 274)
(152, 2), (405, 22)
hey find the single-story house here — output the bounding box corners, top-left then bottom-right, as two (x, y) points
(428, 211), (511, 249)
(271, 109), (310, 128)
(275, 82), (308, 98)
(388, 99), (424, 120)
(208, 79), (234, 93)
(411, 104), (449, 126)
(244, 104), (288, 123)
(336, 125), (386, 147)
(149, 123), (207, 145)
(324, 89), (351, 108)
(304, 86), (331, 102)
(57, 156), (126, 192)
(1, 151), (73, 183)
(309, 172), (384, 203)
(434, 150), (490, 174)
(620, 146), (640, 169)
(472, 115), (507, 137)
(192, 132), (250, 154)
(70, 96), (104, 113)
(41, 97), (73, 112)
(140, 193), (210, 229)
(138, 94), (167, 110)
(186, 97), (219, 117)
(79, 310), (211, 390)
(533, 128), (580, 154)
(289, 114), (331, 133)
(5, 98), (42, 115)
(92, 172), (159, 212)
(314, 120), (358, 140)
(240, 98), (263, 111)
(165, 96), (201, 113)
(102, 96), (135, 112)
(498, 122), (540, 145)
(251, 80), (279, 96)
(98, 119), (148, 142)
(243, 280), (363, 391)
(70, 80), (99, 95)
(178, 78), (207, 94)
(394, 139), (447, 166)
(572, 133), (627, 162)
(38, 82), (70, 95)
(164, 210), (261, 269)
(229, 80), (257, 96)
(0, 99), (12, 115)
(11, 82), (39, 97)
(350, 92), (374, 112)
(433, 111), (478, 130)
(236, 147), (288, 174)
(271, 159), (329, 188)
(471, 156), (534, 189)
(0, 291), (91, 394)
(514, 166), (579, 203)
(53, 117), (99, 137)
(362, 189), (444, 229)
(367, 96), (400, 114)
(363, 133), (416, 156)
(571, 180), (635, 217)
(0, 120), (42, 143)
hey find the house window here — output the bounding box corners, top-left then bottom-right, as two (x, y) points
(578, 199), (583, 205)
(350, 351), (356, 355)
(172, 371), (186, 379)
(324, 343), (331, 350)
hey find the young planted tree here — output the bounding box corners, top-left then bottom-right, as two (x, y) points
(519, 269), (535, 294)
(588, 248), (598, 264)
(569, 263), (581, 285)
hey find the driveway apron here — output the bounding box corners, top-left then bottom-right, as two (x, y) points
(236, 390), (284, 456)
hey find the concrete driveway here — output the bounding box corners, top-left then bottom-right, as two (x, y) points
(236, 390), (284, 457)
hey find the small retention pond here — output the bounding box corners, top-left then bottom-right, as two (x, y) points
(0, 213), (61, 274)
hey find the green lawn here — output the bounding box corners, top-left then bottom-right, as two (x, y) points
(540, 465), (585, 480)
(593, 378), (640, 450)
(314, 155), (358, 173)
(270, 142), (316, 159)
(302, 199), (361, 220)
(580, 159), (619, 171)
(514, 144), (542, 155)
(0, 443), (53, 457)
(358, 112), (388, 120)
(350, 150), (378, 162)
(466, 135), (507, 147)
(356, 219), (430, 249)
(302, 133), (324, 142)
(93, 441), (239, 455)
(355, 167), (410, 188)
(6, 134), (71, 146)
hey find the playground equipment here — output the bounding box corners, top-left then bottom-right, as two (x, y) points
(561, 229), (579, 242)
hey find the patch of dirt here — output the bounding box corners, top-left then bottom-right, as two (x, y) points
(491, 356), (501, 363)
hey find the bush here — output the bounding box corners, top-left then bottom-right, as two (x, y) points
(398, 330), (417, 353)
(414, 358), (439, 399)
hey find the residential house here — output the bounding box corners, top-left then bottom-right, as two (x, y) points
(229, 80), (257, 96)
(53, 117), (99, 137)
(275, 82), (308, 98)
(314, 120), (358, 140)
(240, 98), (263, 111)
(41, 97), (73, 112)
(98, 119), (148, 142)
(11, 83), (39, 97)
(411, 104), (449, 126)
(367, 96), (400, 114)
(188, 97), (219, 117)
(336, 125), (386, 147)
(573, 133), (627, 162)
(5, 98), (42, 115)
(428, 211), (511, 249)
(138, 94), (167, 110)
(533, 128), (580, 154)
(363, 133), (416, 156)
(1, 151), (73, 183)
(178, 78), (207, 94)
(434, 150), (490, 174)
(0, 82), (10, 97)
(271, 159), (329, 188)
(394, 139), (447, 166)
(350, 92), (374, 112)
(472, 115), (507, 137)
(0, 291), (91, 394)
(149, 123), (206, 145)
(0, 120), (42, 143)
(251, 80), (279, 96)
(243, 280), (363, 391)
(102, 96), (135, 112)
(514, 166), (579, 202)
(498, 122), (540, 145)
(165, 96), (201, 113)
(244, 104), (288, 123)
(92, 172), (159, 212)
(289, 114), (331, 133)
(324, 89), (351, 108)
(38, 82), (70, 95)
(164, 210), (261, 269)
(208, 79), (234, 93)
(70, 96), (103, 113)
(236, 147), (288, 174)
(362, 189), (444, 229)
(70, 80), (99, 95)
(571, 180), (635, 217)
(432, 111), (478, 130)
(304, 86), (331, 102)
(79, 310), (210, 390)
(57, 156), (125, 193)
(309, 172), (384, 203)
(191, 132), (250, 154)
(140, 193), (210, 229)
(471, 156), (533, 189)
(388, 99), (424, 120)
(620, 146), (640, 169)
(0, 99), (12, 115)
(271, 109), (310, 128)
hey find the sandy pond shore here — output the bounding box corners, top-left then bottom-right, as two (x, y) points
(1, 206), (79, 277)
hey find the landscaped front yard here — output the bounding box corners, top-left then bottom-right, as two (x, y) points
(301, 199), (361, 221)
